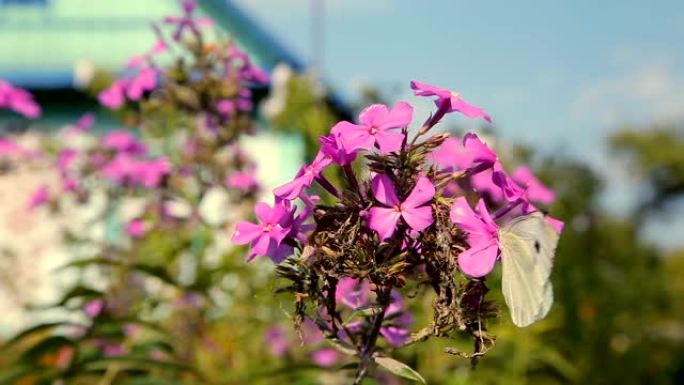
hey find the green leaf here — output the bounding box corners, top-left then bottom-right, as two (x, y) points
(343, 304), (383, 325)
(374, 355), (426, 384)
(2, 321), (83, 350)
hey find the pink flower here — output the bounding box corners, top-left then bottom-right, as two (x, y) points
(57, 149), (78, 173)
(126, 67), (157, 100)
(492, 162), (526, 203)
(470, 168), (503, 202)
(264, 326), (289, 357)
(84, 299), (104, 318)
(127, 219), (146, 238)
(164, 0), (214, 41)
(368, 174), (435, 240)
(73, 113), (95, 132)
(28, 184), (49, 209)
(274, 151), (332, 200)
(0, 80), (41, 119)
(512, 166), (556, 205)
(132, 157), (170, 188)
(232, 201), (295, 263)
(319, 132), (357, 165)
(98, 79), (127, 109)
(450, 197), (499, 277)
(226, 171), (259, 192)
(431, 133), (497, 174)
(331, 102), (412, 154)
(311, 348), (339, 368)
(335, 278), (370, 309)
(102, 130), (147, 155)
(0, 138), (22, 157)
(410, 80), (491, 122)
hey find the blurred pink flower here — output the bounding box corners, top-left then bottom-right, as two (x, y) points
(127, 219), (146, 238)
(226, 171), (259, 192)
(98, 79), (128, 109)
(311, 348), (339, 368)
(84, 299), (104, 318)
(512, 165), (556, 205)
(263, 325), (289, 357)
(27, 184), (49, 210)
(0, 79), (41, 118)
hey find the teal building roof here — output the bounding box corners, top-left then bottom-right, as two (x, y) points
(0, 0), (303, 89)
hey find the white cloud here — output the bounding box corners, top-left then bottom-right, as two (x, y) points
(571, 59), (684, 127)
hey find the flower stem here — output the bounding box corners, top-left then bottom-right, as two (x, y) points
(353, 287), (392, 385)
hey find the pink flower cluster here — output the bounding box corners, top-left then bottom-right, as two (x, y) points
(233, 81), (563, 280)
(0, 79), (41, 119)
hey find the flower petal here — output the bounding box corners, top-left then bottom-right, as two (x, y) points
(401, 205), (433, 232)
(371, 174), (400, 206)
(359, 104), (390, 127)
(403, 176), (435, 208)
(368, 207), (401, 240)
(374, 130), (405, 154)
(375, 101), (413, 131)
(458, 239), (499, 277)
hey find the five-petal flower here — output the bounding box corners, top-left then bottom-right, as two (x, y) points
(368, 174), (435, 240)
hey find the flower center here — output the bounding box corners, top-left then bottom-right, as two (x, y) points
(394, 204), (402, 213)
(263, 224), (273, 232)
(369, 126), (378, 135)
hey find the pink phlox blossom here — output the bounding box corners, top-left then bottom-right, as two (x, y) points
(102, 130), (147, 155)
(331, 102), (412, 154)
(450, 197), (500, 277)
(492, 161), (526, 203)
(368, 174), (435, 240)
(232, 201), (295, 263)
(28, 184), (49, 210)
(98, 79), (128, 109)
(470, 168), (504, 202)
(0, 138), (23, 157)
(126, 39), (168, 69)
(225, 44), (269, 84)
(226, 170), (259, 192)
(163, 0), (214, 41)
(335, 278), (370, 309)
(0, 79), (41, 119)
(57, 148), (78, 173)
(126, 67), (157, 101)
(263, 325), (289, 357)
(132, 157), (170, 188)
(73, 113), (95, 132)
(274, 151), (332, 200)
(430, 133), (497, 174)
(410, 80), (491, 122)
(512, 165), (556, 205)
(127, 219), (147, 238)
(84, 299), (104, 318)
(311, 348), (339, 368)
(380, 290), (413, 346)
(319, 131), (358, 166)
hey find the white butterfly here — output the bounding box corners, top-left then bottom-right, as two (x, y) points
(498, 212), (559, 327)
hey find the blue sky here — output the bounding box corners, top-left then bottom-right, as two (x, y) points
(234, 0), (684, 247)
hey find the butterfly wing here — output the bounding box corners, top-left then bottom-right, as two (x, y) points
(499, 212), (559, 327)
